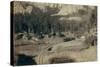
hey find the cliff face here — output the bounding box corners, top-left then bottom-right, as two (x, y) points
(12, 1), (95, 15)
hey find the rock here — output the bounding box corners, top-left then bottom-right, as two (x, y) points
(50, 39), (89, 52)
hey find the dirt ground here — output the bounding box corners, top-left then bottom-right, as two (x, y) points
(13, 36), (97, 65)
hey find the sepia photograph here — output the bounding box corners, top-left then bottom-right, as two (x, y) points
(10, 1), (97, 66)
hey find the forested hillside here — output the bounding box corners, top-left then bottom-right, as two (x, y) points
(11, 1), (97, 36)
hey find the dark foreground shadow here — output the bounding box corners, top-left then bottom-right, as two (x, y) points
(50, 57), (75, 64)
(16, 54), (37, 66)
